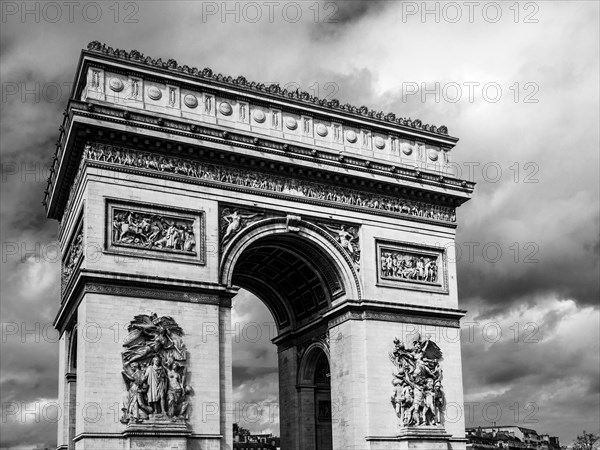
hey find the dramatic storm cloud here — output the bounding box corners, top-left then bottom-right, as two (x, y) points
(1, 1), (598, 448)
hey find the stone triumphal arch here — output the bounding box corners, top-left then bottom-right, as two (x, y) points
(46, 42), (474, 450)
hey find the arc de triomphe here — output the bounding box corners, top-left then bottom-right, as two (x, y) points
(46, 42), (474, 450)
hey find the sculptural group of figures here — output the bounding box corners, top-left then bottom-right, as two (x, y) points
(390, 335), (446, 427)
(112, 209), (196, 253)
(62, 229), (83, 288)
(85, 143), (456, 223)
(381, 251), (438, 283)
(120, 313), (191, 424)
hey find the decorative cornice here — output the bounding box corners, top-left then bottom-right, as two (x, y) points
(54, 271), (236, 335)
(43, 102), (474, 220)
(82, 281), (222, 304)
(324, 300), (465, 329)
(85, 41), (451, 137)
(80, 102), (470, 189)
(72, 432), (222, 442)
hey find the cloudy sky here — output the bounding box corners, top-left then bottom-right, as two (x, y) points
(1, 1), (598, 448)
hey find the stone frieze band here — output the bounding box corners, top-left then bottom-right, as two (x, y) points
(84, 143), (457, 224)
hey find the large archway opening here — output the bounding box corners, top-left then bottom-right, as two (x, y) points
(231, 290), (280, 444)
(229, 232), (347, 331)
(222, 220), (357, 450)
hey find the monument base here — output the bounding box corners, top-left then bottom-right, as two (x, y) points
(366, 426), (464, 450)
(123, 416), (191, 450)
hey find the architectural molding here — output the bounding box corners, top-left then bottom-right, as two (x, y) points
(72, 432), (222, 442)
(84, 41), (453, 138)
(65, 372), (77, 383)
(74, 102), (470, 189)
(325, 300), (464, 329)
(44, 103), (475, 219)
(219, 217), (362, 300)
(296, 331), (330, 367)
(82, 142), (458, 225)
(54, 271), (236, 335)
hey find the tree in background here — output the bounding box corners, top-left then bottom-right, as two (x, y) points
(233, 423), (250, 439)
(573, 431), (599, 450)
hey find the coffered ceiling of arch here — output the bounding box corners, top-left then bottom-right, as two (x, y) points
(231, 237), (345, 330)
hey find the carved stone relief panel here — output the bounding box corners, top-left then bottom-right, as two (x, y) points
(238, 101), (249, 123)
(219, 205), (268, 249)
(167, 85), (179, 108)
(390, 333), (446, 428)
(84, 143), (457, 224)
(361, 130), (372, 149)
(271, 109), (282, 130)
(62, 214), (84, 294)
(332, 123), (342, 144)
(106, 200), (205, 264)
(82, 68), (104, 101)
(318, 222), (360, 267)
(203, 93), (215, 115)
(126, 77), (142, 102)
(302, 116), (313, 136)
(120, 313), (191, 424)
(376, 240), (448, 293)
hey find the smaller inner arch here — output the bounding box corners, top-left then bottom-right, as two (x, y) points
(230, 233), (345, 331)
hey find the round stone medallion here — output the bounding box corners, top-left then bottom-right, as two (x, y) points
(428, 149), (439, 161)
(183, 94), (198, 108)
(315, 123), (328, 137)
(147, 86), (162, 101)
(345, 130), (358, 143)
(109, 78), (124, 93)
(253, 109), (266, 123)
(374, 136), (386, 149)
(285, 117), (298, 130)
(401, 143), (413, 155)
(219, 102), (233, 116)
